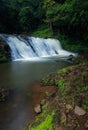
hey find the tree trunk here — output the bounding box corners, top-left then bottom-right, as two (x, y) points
(49, 19), (54, 35)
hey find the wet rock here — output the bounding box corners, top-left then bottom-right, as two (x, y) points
(0, 88), (9, 101)
(74, 106), (86, 116)
(34, 104), (41, 114)
(0, 39), (11, 62)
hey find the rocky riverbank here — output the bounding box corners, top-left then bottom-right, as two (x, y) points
(25, 55), (88, 130)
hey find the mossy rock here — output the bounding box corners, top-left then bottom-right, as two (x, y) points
(0, 39), (11, 62)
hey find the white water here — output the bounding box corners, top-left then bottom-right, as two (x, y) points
(0, 34), (77, 61)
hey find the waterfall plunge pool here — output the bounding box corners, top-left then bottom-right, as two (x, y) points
(0, 59), (71, 130)
(0, 34), (77, 130)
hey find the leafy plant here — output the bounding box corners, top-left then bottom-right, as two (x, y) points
(25, 111), (55, 130)
(55, 79), (65, 91)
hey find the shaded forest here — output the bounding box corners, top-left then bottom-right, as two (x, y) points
(0, 0), (88, 42)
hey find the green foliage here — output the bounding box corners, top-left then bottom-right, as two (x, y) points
(25, 111), (55, 130)
(0, 0), (88, 46)
(43, 0), (57, 18)
(40, 99), (46, 106)
(57, 34), (88, 52)
(31, 114), (54, 130)
(33, 25), (52, 38)
(0, 56), (7, 62)
(42, 74), (55, 86)
(19, 6), (33, 32)
(43, 0), (88, 41)
(57, 67), (72, 75)
(0, 40), (11, 62)
(45, 91), (51, 97)
(0, 0), (44, 33)
(55, 79), (68, 101)
(56, 64), (88, 110)
(55, 79), (65, 92)
(41, 62), (88, 112)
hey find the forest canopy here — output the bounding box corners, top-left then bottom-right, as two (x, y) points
(0, 0), (88, 41)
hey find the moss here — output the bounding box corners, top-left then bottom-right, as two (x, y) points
(0, 56), (7, 61)
(57, 66), (73, 75)
(55, 80), (65, 90)
(25, 110), (55, 130)
(45, 91), (51, 98)
(40, 99), (46, 106)
(42, 61), (88, 111)
(30, 114), (54, 130)
(0, 39), (11, 62)
(42, 75), (55, 86)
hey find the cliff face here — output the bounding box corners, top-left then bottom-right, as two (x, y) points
(0, 39), (11, 62)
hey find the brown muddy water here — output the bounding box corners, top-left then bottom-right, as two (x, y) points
(0, 59), (70, 130)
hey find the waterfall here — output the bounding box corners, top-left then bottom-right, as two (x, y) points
(0, 34), (77, 61)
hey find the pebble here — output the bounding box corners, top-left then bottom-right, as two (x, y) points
(34, 104), (41, 114)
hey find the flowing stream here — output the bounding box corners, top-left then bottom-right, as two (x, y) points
(0, 35), (76, 130)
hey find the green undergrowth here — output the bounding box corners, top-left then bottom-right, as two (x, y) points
(25, 108), (56, 130)
(57, 35), (88, 52)
(32, 25), (52, 38)
(42, 60), (88, 112)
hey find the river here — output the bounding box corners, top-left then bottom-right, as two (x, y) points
(0, 59), (70, 130)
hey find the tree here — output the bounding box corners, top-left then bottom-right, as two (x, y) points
(0, 0), (9, 32)
(19, 6), (34, 32)
(43, 0), (58, 35)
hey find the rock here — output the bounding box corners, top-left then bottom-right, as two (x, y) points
(0, 39), (11, 62)
(74, 106), (86, 116)
(0, 88), (9, 101)
(34, 104), (41, 114)
(66, 104), (73, 110)
(66, 104), (73, 113)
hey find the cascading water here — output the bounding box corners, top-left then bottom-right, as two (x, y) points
(0, 34), (77, 61)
